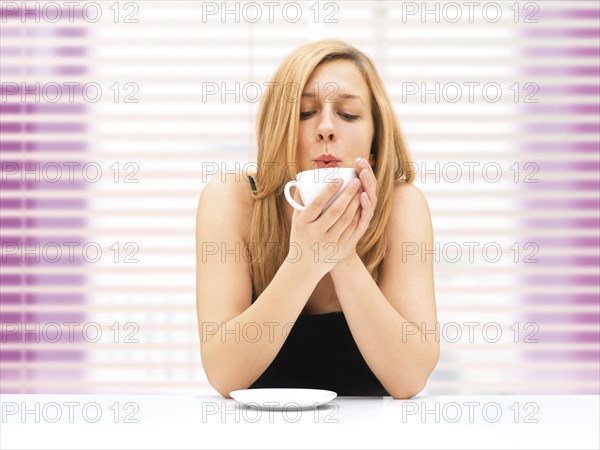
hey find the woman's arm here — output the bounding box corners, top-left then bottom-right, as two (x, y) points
(196, 176), (321, 398)
(200, 262), (321, 398)
(329, 182), (439, 399)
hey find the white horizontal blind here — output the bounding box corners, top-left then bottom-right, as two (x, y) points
(1, 1), (598, 394)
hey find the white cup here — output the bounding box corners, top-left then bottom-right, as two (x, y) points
(284, 167), (358, 213)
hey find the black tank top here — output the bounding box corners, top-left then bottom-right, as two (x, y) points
(246, 175), (389, 396)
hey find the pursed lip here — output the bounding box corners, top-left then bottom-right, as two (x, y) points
(313, 154), (341, 163)
(315, 160), (340, 168)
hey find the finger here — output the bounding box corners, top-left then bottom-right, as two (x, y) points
(337, 203), (362, 249)
(327, 190), (361, 242)
(302, 178), (344, 223)
(355, 157), (377, 204)
(318, 177), (362, 231)
(359, 168), (373, 191)
(355, 156), (374, 175)
(359, 170), (376, 204)
(354, 191), (373, 235)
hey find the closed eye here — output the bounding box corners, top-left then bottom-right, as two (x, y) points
(299, 111), (359, 121)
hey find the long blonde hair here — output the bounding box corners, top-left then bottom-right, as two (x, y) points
(247, 39), (415, 302)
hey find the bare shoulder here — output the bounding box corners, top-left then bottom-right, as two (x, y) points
(199, 172), (254, 210)
(391, 180), (430, 210)
(386, 180), (433, 245)
(197, 172), (254, 240)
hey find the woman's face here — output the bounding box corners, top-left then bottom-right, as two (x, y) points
(296, 59), (375, 172)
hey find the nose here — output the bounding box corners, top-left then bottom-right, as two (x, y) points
(316, 109), (336, 142)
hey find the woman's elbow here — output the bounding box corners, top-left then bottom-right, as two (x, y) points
(390, 356), (439, 400)
(205, 374), (235, 399)
(216, 388), (234, 400)
(203, 364), (247, 399)
(201, 353), (232, 398)
(390, 381), (425, 400)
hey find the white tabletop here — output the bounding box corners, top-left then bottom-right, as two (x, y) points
(1, 392), (598, 449)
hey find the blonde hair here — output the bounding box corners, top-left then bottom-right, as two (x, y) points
(247, 39), (415, 302)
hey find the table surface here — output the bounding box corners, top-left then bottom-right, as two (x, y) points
(1, 392), (598, 449)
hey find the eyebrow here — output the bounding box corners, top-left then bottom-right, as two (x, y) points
(301, 92), (365, 105)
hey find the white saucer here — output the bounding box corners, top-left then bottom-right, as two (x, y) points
(229, 388), (337, 410)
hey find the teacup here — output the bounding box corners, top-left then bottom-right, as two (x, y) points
(284, 167), (358, 213)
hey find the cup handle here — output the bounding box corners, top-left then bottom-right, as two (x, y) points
(284, 181), (305, 211)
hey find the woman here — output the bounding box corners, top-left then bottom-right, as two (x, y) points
(196, 39), (439, 398)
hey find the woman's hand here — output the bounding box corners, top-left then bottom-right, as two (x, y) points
(287, 174), (364, 280)
(337, 157), (378, 262)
